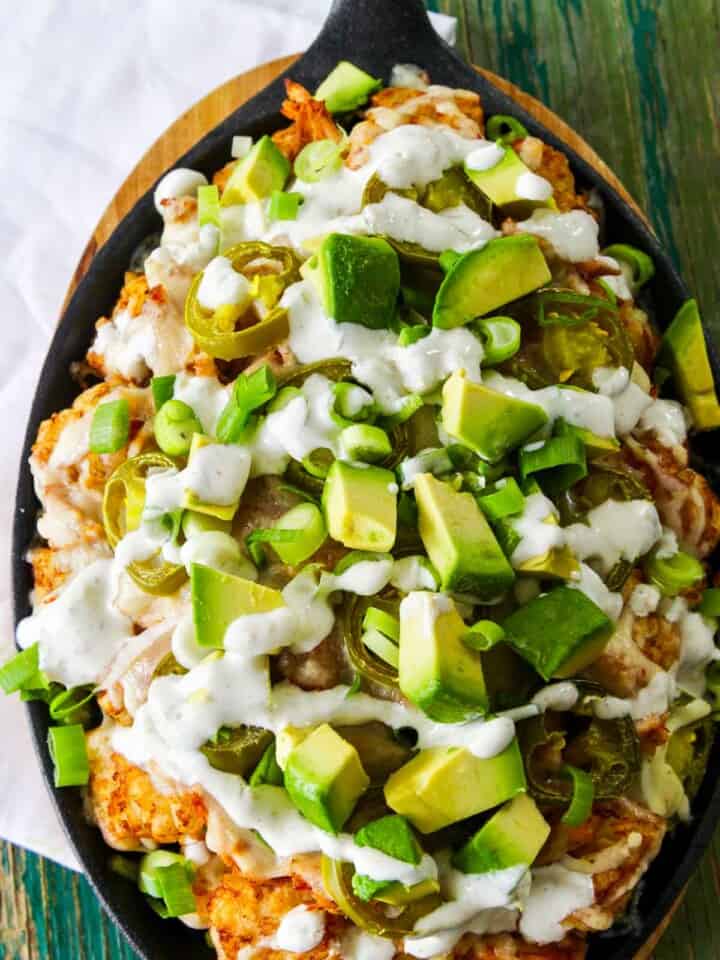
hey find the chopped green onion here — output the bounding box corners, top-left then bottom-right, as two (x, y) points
(147, 859), (196, 917)
(89, 399), (130, 454)
(362, 628), (399, 669)
(268, 191), (303, 221)
(379, 394), (424, 430)
(463, 620), (506, 652)
(561, 764), (594, 826)
(302, 448), (335, 478)
(47, 724), (89, 787)
(699, 588), (720, 617)
(399, 448), (453, 489)
(340, 424), (392, 462)
(439, 250), (462, 273)
(217, 364), (277, 444)
(139, 850), (189, 899)
(269, 503), (327, 565)
(332, 382), (376, 424)
(536, 290), (617, 327)
(154, 399), (203, 457)
(109, 854), (140, 883)
(268, 385), (302, 413)
(644, 550), (705, 597)
(363, 607), (400, 642)
(0, 643), (40, 695)
(197, 184), (221, 228)
(398, 324), (430, 347)
(249, 741), (284, 787)
(181, 511), (231, 538)
(247, 539), (267, 569)
(151, 375), (176, 411)
(49, 685), (97, 727)
(519, 433), (587, 495)
(294, 139), (344, 182)
(486, 114), (529, 144)
(477, 477), (525, 522)
(475, 315), (521, 366)
(602, 243), (655, 289)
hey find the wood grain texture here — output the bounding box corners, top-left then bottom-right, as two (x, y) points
(4, 2), (720, 957)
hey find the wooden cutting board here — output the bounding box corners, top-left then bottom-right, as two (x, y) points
(60, 52), (675, 959)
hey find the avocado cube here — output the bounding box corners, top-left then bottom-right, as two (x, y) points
(190, 563), (284, 648)
(355, 814), (421, 863)
(414, 473), (514, 598)
(399, 591), (489, 721)
(221, 135), (290, 206)
(502, 585), (612, 680)
(452, 794), (550, 874)
(433, 235), (551, 329)
(384, 739), (526, 833)
(182, 433), (250, 522)
(322, 461), (397, 552)
(307, 234), (400, 330)
(659, 298), (720, 430)
(442, 371), (548, 463)
(284, 724), (370, 834)
(465, 145), (553, 216)
(315, 61), (382, 114)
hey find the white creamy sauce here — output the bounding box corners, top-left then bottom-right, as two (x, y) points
(516, 209), (599, 262)
(403, 908), (517, 959)
(283, 280), (484, 413)
(341, 927), (395, 960)
(638, 397), (689, 447)
(390, 63), (429, 89)
(175, 531), (256, 580)
(16, 560), (134, 686)
(196, 256), (251, 311)
(594, 255), (633, 301)
(655, 527), (680, 560)
(172, 373), (231, 436)
(367, 125), (480, 190)
(594, 669), (677, 720)
(510, 492), (565, 565)
(321, 558), (395, 598)
(183, 443), (251, 505)
(676, 610), (719, 697)
(519, 864), (595, 944)
(153, 168), (208, 213)
(564, 499), (662, 575)
(92, 307), (158, 381)
(390, 556), (439, 592)
(515, 171), (553, 201)
(570, 562), (623, 621)
(47, 410), (92, 470)
(532, 682), (579, 712)
(271, 906), (326, 953)
(593, 366), (652, 435)
(629, 583), (662, 617)
(414, 861), (526, 935)
(485, 372), (615, 437)
(465, 142), (505, 171)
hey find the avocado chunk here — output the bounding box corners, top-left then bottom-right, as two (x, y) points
(351, 814), (433, 902)
(464, 146), (552, 215)
(182, 433), (250, 522)
(191, 563), (283, 648)
(284, 724), (370, 834)
(221, 135), (290, 206)
(305, 233), (400, 330)
(442, 370), (548, 463)
(452, 794), (550, 874)
(384, 739), (526, 833)
(322, 460), (397, 552)
(660, 298), (720, 430)
(414, 473), (514, 598)
(315, 61), (382, 114)
(399, 591), (489, 722)
(433, 235), (551, 329)
(502, 585), (612, 680)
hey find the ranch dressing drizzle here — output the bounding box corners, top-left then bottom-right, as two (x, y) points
(564, 499), (663, 575)
(518, 864), (595, 944)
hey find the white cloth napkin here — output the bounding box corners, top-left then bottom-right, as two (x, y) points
(0, 0), (455, 873)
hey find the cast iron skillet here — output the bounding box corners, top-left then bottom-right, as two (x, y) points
(12, 1), (720, 957)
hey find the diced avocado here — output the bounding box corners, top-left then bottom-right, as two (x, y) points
(399, 592), (489, 722)
(305, 233), (400, 330)
(414, 473), (514, 598)
(191, 563), (284, 648)
(660, 299), (720, 430)
(432, 235), (551, 329)
(284, 724), (370, 834)
(355, 814), (421, 863)
(275, 726), (314, 769)
(384, 739), (526, 833)
(352, 873), (440, 904)
(464, 146), (552, 214)
(452, 794), (550, 874)
(322, 460), (397, 552)
(574, 428), (621, 459)
(315, 61), (382, 114)
(221, 135), (290, 206)
(182, 433), (249, 522)
(502, 585), (612, 680)
(515, 543), (579, 580)
(442, 370), (548, 463)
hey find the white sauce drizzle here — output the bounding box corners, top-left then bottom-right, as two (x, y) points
(518, 864), (595, 944)
(153, 168), (208, 213)
(516, 209), (599, 262)
(271, 906), (326, 953)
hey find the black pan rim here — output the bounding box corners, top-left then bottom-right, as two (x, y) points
(12, 3), (720, 958)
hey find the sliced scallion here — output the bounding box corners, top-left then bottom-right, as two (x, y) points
(332, 382), (376, 424)
(463, 620), (506, 652)
(362, 628), (399, 669)
(362, 607), (400, 642)
(340, 424), (392, 462)
(47, 724), (89, 787)
(519, 433), (587, 495)
(0, 643), (40, 695)
(269, 503), (327, 565)
(151, 375), (176, 411)
(197, 184), (221, 229)
(477, 477), (526, 521)
(154, 399), (203, 457)
(302, 448), (335, 478)
(561, 764), (594, 827)
(268, 191), (303, 221)
(379, 394), (423, 431)
(644, 550), (705, 597)
(217, 364), (277, 444)
(294, 139), (344, 182)
(49, 685), (97, 727)
(486, 114), (529, 144)
(602, 243), (655, 290)
(89, 399), (130, 454)
(475, 315), (521, 366)
(398, 324), (430, 347)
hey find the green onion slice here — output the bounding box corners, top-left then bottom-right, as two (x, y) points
(475, 316), (521, 366)
(154, 399), (203, 457)
(49, 685), (97, 727)
(362, 628), (399, 669)
(302, 448), (335, 478)
(362, 607), (400, 642)
(151, 375), (175, 411)
(333, 382), (376, 424)
(519, 433), (587, 495)
(463, 620), (505, 652)
(561, 764), (595, 826)
(268, 191), (303, 221)
(267, 503), (327, 565)
(0, 643), (40, 695)
(217, 364), (277, 444)
(398, 325), (430, 348)
(341, 424), (392, 462)
(477, 477), (526, 522)
(89, 399), (130, 454)
(379, 395), (424, 431)
(197, 184), (221, 228)
(47, 724), (89, 787)
(294, 139), (345, 182)
(536, 289), (618, 328)
(699, 588), (720, 617)
(644, 550), (705, 597)
(485, 114), (529, 144)
(602, 243), (655, 290)
(153, 861), (196, 917)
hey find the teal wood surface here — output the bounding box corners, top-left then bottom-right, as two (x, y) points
(3, 2), (720, 957)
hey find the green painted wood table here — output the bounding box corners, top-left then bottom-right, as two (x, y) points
(2, 1), (720, 957)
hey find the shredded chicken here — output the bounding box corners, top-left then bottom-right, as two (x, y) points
(517, 137), (586, 212)
(584, 607), (662, 697)
(271, 80), (342, 163)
